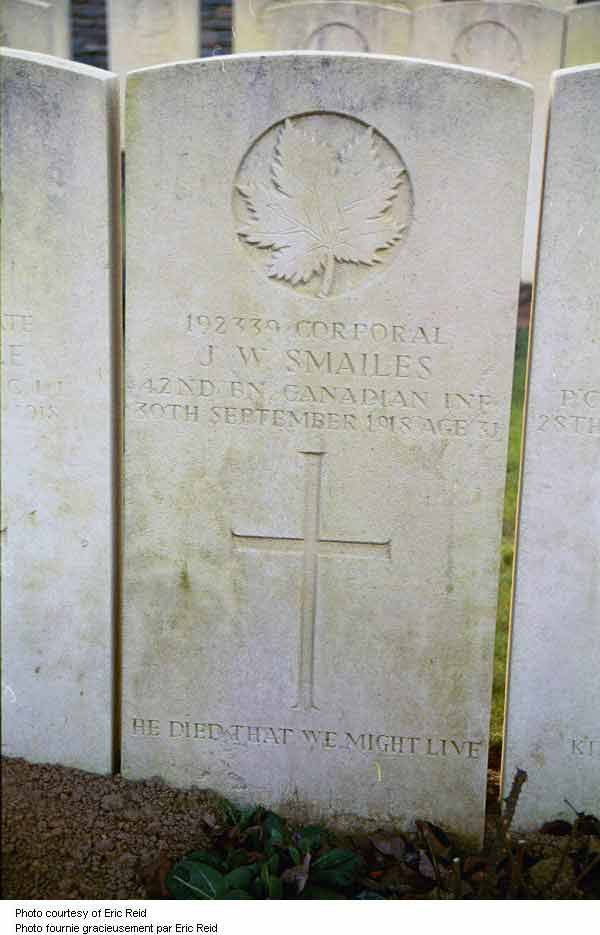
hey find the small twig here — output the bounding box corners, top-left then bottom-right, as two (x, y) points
(548, 829), (577, 892)
(503, 769), (528, 832)
(508, 839), (526, 898)
(483, 769), (528, 897)
(451, 857), (462, 899)
(420, 825), (444, 893)
(573, 850), (600, 892)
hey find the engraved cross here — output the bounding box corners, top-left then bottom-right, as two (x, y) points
(232, 451), (391, 711)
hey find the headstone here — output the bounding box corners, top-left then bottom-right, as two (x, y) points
(502, 64), (600, 830)
(0, 49), (121, 773)
(565, 3), (600, 66)
(122, 53), (532, 845)
(410, 2), (565, 283)
(233, 0), (419, 52)
(1, 0), (55, 54)
(259, 1), (412, 54)
(233, 0), (270, 51)
(51, 0), (72, 59)
(500, 0), (577, 11)
(108, 0), (200, 128)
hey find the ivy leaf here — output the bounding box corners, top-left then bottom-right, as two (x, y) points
(166, 861), (227, 899)
(311, 848), (366, 888)
(297, 825), (326, 855)
(262, 811), (285, 851)
(267, 876), (284, 899)
(238, 119), (406, 296)
(185, 850), (226, 871)
(224, 865), (259, 891)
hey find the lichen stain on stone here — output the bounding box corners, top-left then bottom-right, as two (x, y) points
(178, 562), (191, 591)
(531, 748), (545, 769)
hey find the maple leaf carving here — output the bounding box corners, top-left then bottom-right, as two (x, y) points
(237, 119), (407, 297)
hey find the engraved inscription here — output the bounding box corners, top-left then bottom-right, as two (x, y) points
(130, 310), (504, 442)
(535, 387), (600, 440)
(232, 451), (390, 711)
(1, 314), (66, 420)
(234, 114), (413, 298)
(306, 23), (369, 54)
(131, 718), (484, 760)
(571, 738), (600, 757)
(452, 21), (523, 76)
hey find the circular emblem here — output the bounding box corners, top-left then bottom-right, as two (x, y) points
(233, 113), (413, 299)
(131, 0), (176, 38)
(452, 21), (523, 76)
(306, 23), (369, 53)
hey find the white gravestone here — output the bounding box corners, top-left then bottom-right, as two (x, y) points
(0, 50), (121, 773)
(233, 0), (272, 51)
(233, 0), (420, 52)
(565, 3), (600, 66)
(108, 0), (200, 129)
(410, 2), (565, 283)
(1, 0), (55, 54)
(51, 0), (71, 59)
(499, 0), (577, 11)
(259, 1), (412, 54)
(122, 53), (532, 845)
(502, 64), (600, 830)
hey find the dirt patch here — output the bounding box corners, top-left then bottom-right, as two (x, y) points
(3, 756), (598, 899)
(1, 757), (220, 899)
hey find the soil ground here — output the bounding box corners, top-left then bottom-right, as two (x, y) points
(1, 755), (507, 900)
(5, 753), (597, 901)
(1, 757), (220, 899)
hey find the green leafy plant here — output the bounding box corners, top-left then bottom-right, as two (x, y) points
(162, 778), (600, 900)
(165, 805), (364, 899)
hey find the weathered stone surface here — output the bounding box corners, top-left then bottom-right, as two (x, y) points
(502, 65), (600, 830)
(410, 2), (565, 282)
(51, 0), (72, 59)
(1, 0), (55, 53)
(233, 0), (278, 51)
(108, 0), (200, 128)
(233, 0), (420, 52)
(501, 0), (577, 11)
(122, 53), (531, 845)
(565, 3), (600, 66)
(0, 49), (121, 773)
(258, 2), (411, 54)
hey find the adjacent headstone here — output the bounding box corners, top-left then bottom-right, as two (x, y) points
(0, 49), (121, 773)
(51, 0), (72, 59)
(1, 0), (55, 54)
(502, 64), (600, 830)
(565, 3), (600, 66)
(233, 0), (420, 52)
(410, 2), (565, 282)
(233, 0), (270, 51)
(500, 0), (576, 12)
(108, 0), (200, 128)
(123, 53), (532, 844)
(259, 1), (412, 54)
